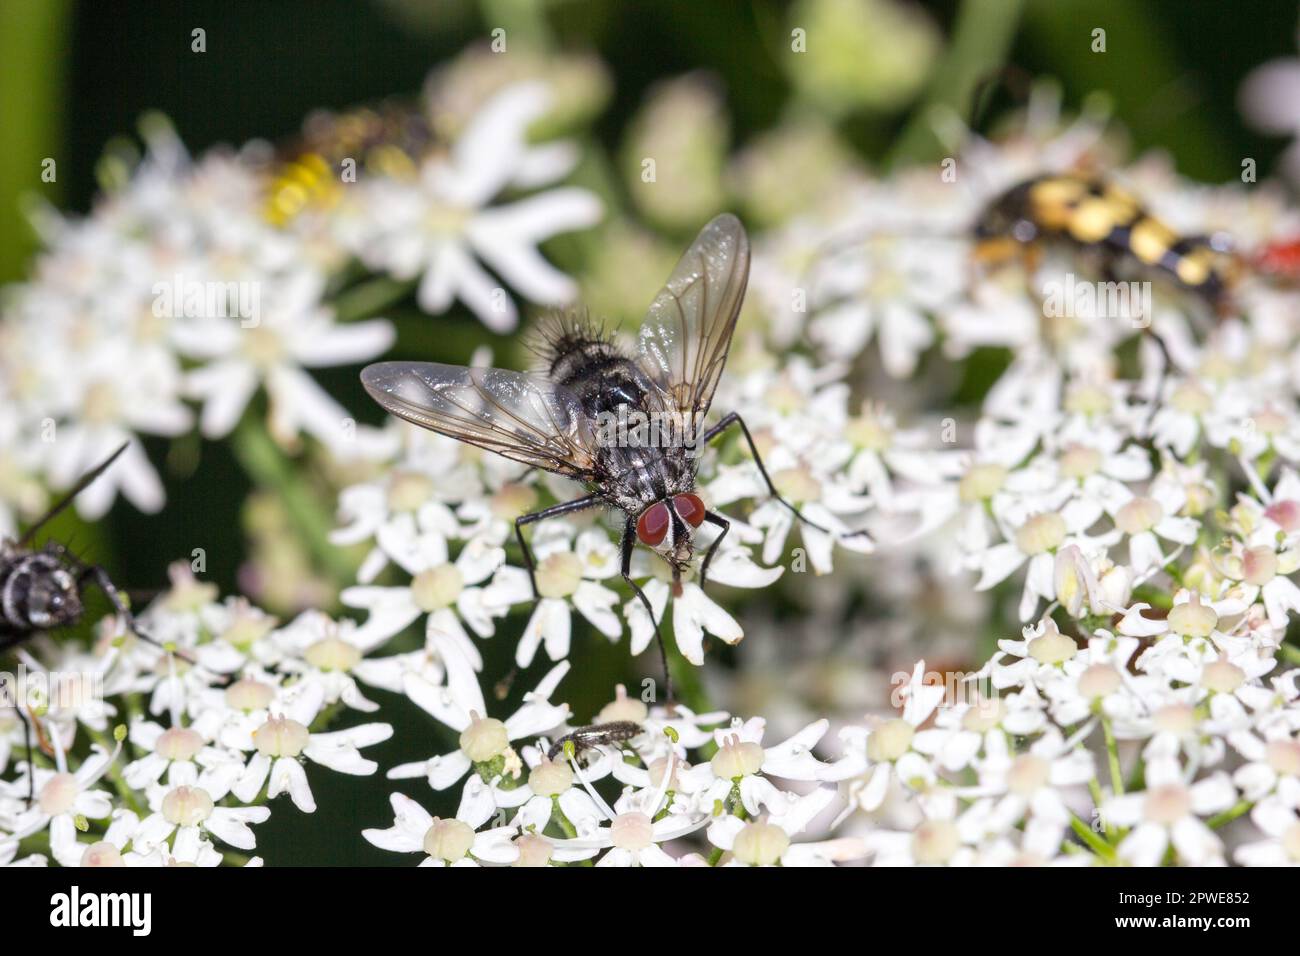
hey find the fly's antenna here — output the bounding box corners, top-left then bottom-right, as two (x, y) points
(18, 443), (129, 547)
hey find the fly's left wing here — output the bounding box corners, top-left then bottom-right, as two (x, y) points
(361, 362), (601, 480)
(635, 213), (750, 432)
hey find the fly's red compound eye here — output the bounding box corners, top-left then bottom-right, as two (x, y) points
(673, 493), (707, 528)
(636, 502), (671, 546)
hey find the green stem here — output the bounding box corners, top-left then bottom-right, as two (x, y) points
(664, 637), (714, 743)
(1069, 811), (1116, 863)
(332, 276), (413, 323)
(550, 802), (594, 866)
(706, 785), (749, 866)
(0, 0), (68, 282)
(85, 727), (145, 816)
(552, 799), (577, 839)
(477, 0), (554, 50)
(886, 0), (1027, 169)
(1102, 716), (1124, 797)
(1279, 643), (1300, 667)
(230, 414), (355, 584)
(1207, 800), (1252, 830)
(1087, 778), (1114, 840)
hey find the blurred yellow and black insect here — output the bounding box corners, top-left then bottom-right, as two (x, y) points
(970, 172), (1242, 316)
(264, 102), (434, 226)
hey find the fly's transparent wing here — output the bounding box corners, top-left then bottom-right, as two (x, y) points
(361, 362), (599, 479)
(636, 213), (750, 428)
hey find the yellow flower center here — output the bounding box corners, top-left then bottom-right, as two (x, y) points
(411, 564), (465, 612)
(1016, 513), (1066, 555)
(732, 821), (790, 866)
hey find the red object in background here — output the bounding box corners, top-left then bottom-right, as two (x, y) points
(1254, 236), (1300, 281)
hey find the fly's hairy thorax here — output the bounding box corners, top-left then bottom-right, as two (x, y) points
(549, 337), (649, 421)
(539, 319), (697, 511)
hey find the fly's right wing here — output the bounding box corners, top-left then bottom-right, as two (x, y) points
(361, 362), (600, 480)
(636, 213), (750, 429)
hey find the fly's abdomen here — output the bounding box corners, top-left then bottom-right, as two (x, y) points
(0, 554), (37, 629)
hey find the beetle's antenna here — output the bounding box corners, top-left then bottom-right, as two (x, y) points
(18, 444), (128, 547)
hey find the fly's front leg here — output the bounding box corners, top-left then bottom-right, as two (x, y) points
(701, 412), (869, 541)
(11, 704), (34, 806)
(1, 634), (35, 806)
(621, 518), (674, 704)
(69, 557), (203, 670)
(514, 494), (602, 599)
(697, 511), (730, 590)
(701, 412), (830, 532)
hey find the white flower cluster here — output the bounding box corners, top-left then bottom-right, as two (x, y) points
(0, 80), (600, 525)
(349, 104), (1300, 866)
(6, 70), (1300, 866)
(0, 566), (392, 866)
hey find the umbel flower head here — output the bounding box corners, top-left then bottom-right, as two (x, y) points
(7, 38), (1300, 870)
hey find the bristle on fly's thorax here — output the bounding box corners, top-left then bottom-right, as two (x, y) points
(528, 309), (628, 388)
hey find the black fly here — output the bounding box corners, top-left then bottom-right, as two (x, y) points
(546, 721), (644, 762)
(361, 214), (838, 699)
(1, 444), (188, 803)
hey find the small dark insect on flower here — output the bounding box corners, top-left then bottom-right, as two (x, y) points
(1, 444), (193, 804)
(362, 215), (851, 699)
(546, 721), (644, 762)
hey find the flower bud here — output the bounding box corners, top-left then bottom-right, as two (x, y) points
(527, 758), (573, 797)
(254, 716), (310, 758)
(610, 811), (654, 851)
(711, 737), (765, 779)
(866, 718), (914, 761)
(411, 565), (464, 611)
(958, 464), (1006, 503)
(1016, 513), (1066, 555)
(1167, 594), (1217, 639)
(156, 726), (204, 762)
(536, 553), (583, 599)
(459, 715), (509, 763)
(912, 819), (960, 865)
(304, 637), (360, 672)
(1078, 663), (1121, 699)
(732, 821), (790, 866)
(81, 842), (124, 867)
(162, 786), (214, 827)
(423, 818), (474, 862)
(1115, 497), (1163, 534)
(1028, 620), (1076, 664)
(1201, 659), (1245, 694)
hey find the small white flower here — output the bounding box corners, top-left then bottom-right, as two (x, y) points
(341, 83), (602, 331)
(1103, 758), (1237, 866)
(362, 793), (520, 867)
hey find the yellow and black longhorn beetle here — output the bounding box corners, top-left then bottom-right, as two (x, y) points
(970, 172), (1243, 316)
